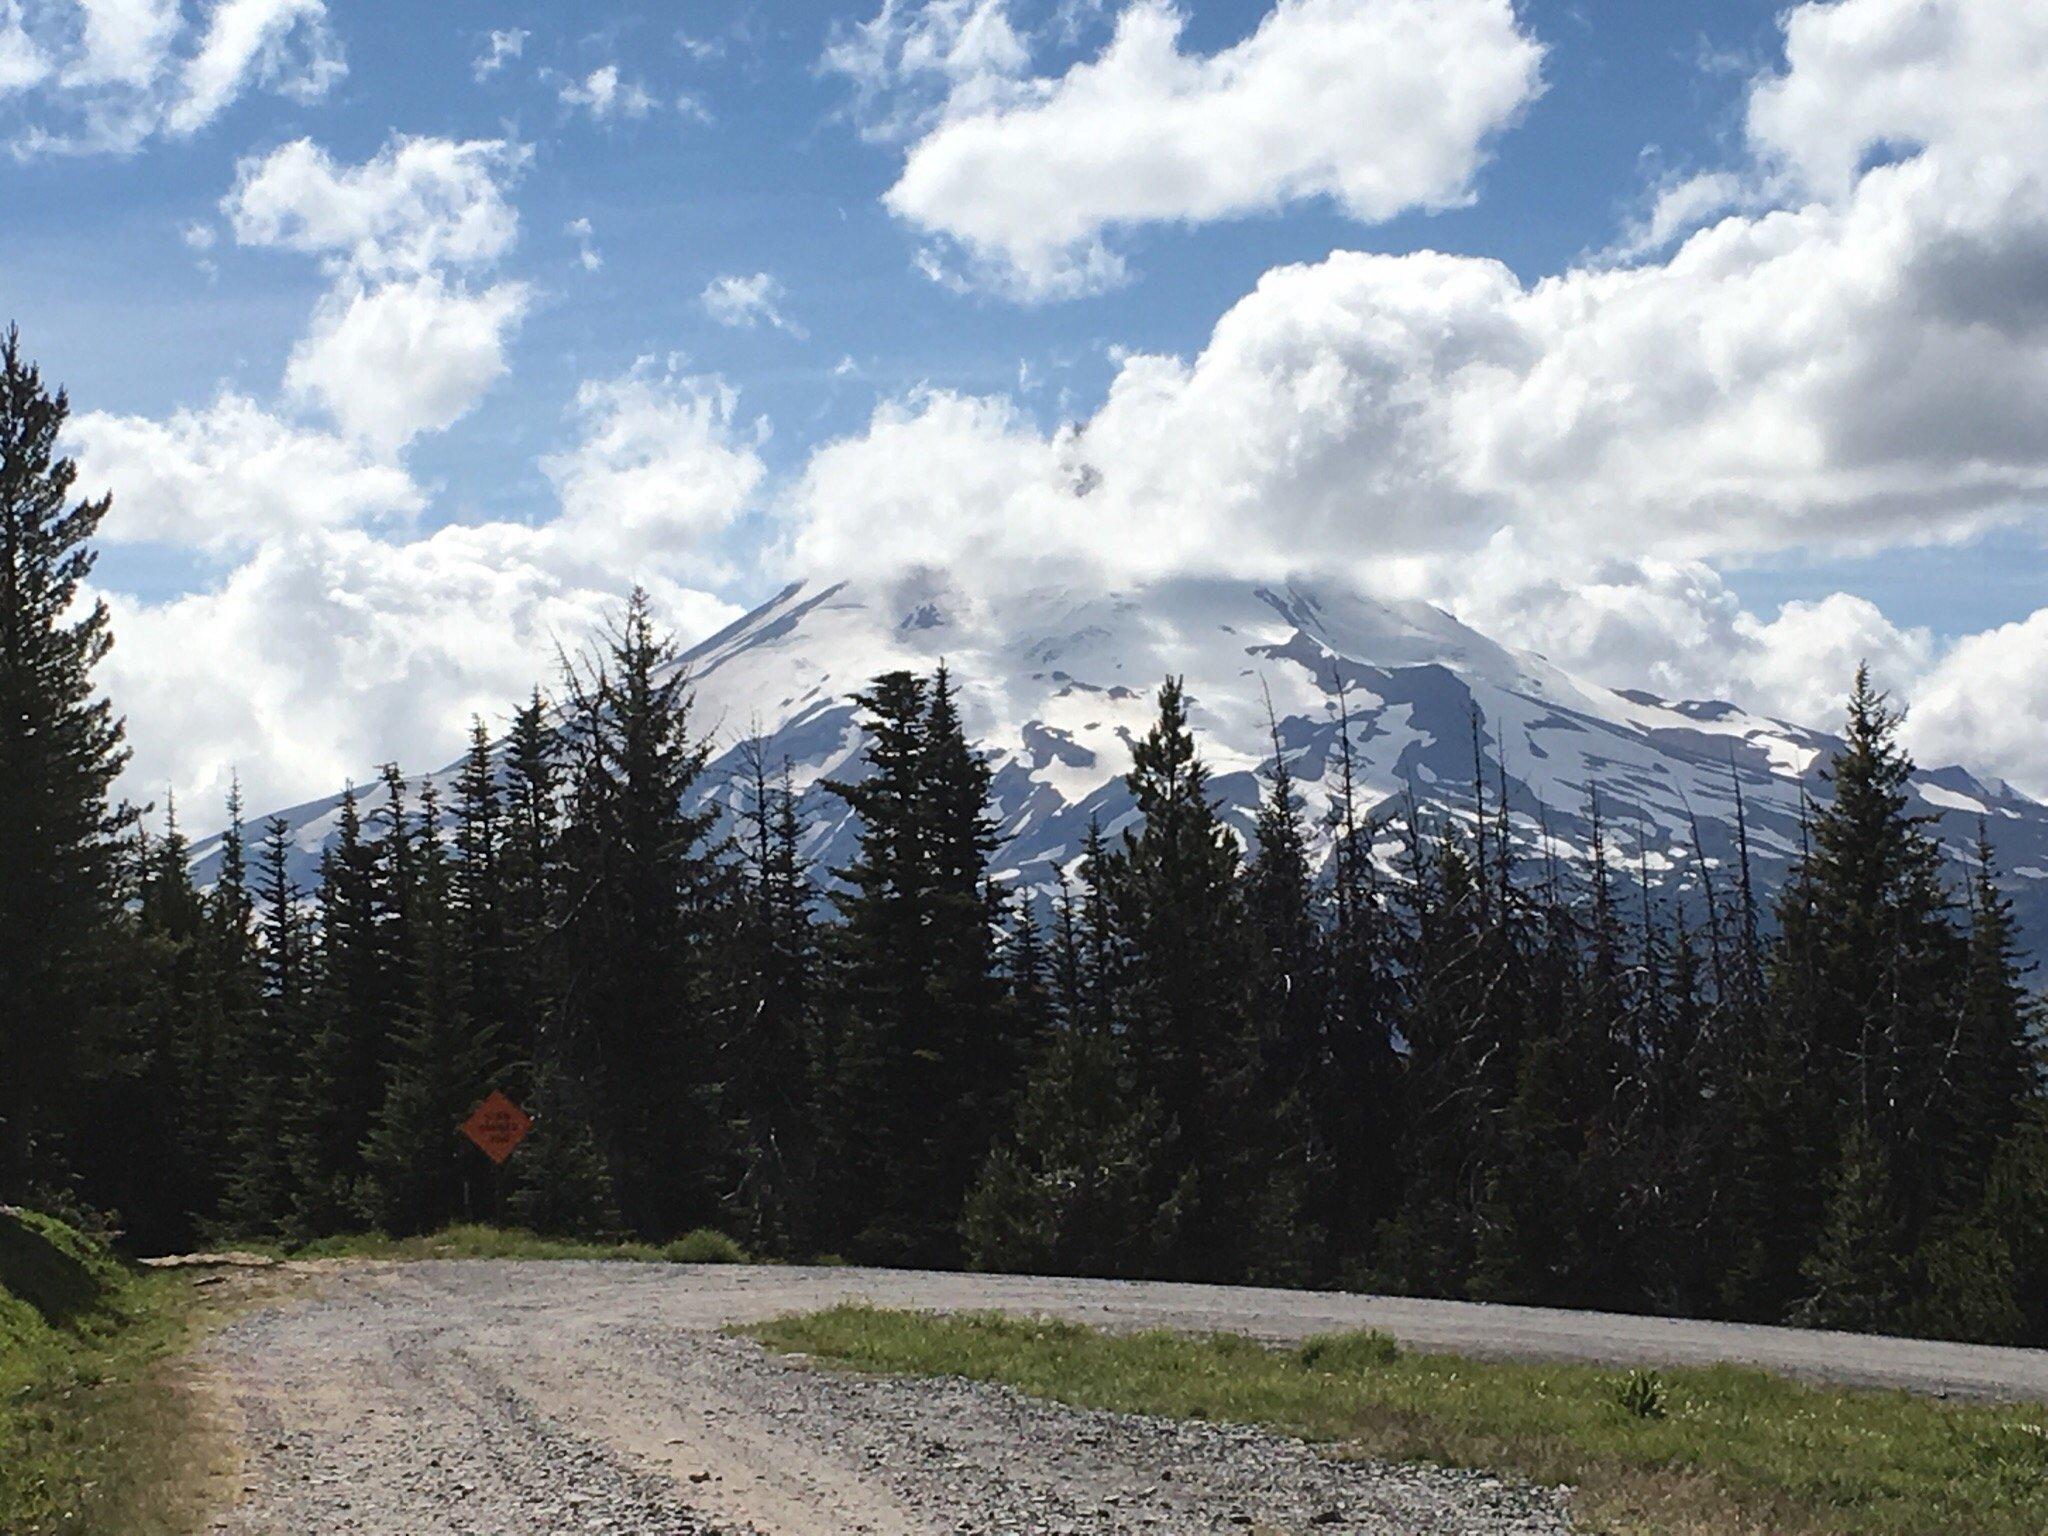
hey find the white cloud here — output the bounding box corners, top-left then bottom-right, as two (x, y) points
(68, 392), (424, 554)
(856, 0), (1545, 299)
(700, 272), (804, 336)
(1607, 170), (1749, 260)
(180, 217), (215, 249)
(541, 363), (767, 575)
(285, 275), (529, 453)
(1748, 0), (2048, 197)
(566, 215), (601, 271)
(167, 0), (344, 134)
(773, 0), (2048, 788)
(1425, 537), (1935, 727)
(219, 134), (531, 453)
(102, 363), (763, 812)
(0, 4), (53, 95)
(6, 0), (342, 154)
(560, 63), (656, 120)
(1909, 608), (2048, 799)
(791, 0), (2048, 571)
(103, 525), (742, 815)
(472, 25), (525, 81)
(63, 0), (181, 89)
(223, 134), (527, 278)
(822, 0), (1030, 141)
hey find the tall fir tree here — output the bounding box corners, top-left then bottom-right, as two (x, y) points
(362, 781), (499, 1233)
(1101, 677), (1300, 1283)
(288, 786), (384, 1230)
(554, 590), (720, 1238)
(720, 742), (823, 1253)
(218, 816), (313, 1237)
(0, 328), (134, 1204)
(964, 847), (1181, 1277)
(1773, 668), (1967, 1324)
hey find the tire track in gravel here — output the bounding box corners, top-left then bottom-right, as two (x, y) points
(196, 1262), (1573, 1536)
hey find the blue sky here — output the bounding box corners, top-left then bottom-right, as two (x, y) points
(5, 0), (2048, 814)
(24, 1), (1787, 542)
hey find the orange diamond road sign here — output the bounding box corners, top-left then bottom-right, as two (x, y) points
(461, 1091), (532, 1165)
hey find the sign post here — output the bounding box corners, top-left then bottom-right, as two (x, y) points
(461, 1091), (532, 1221)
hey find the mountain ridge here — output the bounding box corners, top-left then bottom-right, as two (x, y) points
(193, 570), (2048, 950)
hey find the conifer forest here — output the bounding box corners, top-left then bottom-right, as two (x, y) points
(6, 328), (2046, 1350)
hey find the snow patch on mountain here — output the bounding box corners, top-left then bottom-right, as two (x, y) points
(193, 570), (2048, 950)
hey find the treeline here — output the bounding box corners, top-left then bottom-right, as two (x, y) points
(5, 332), (2047, 1345)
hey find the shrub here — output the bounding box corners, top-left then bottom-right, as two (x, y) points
(1614, 1368), (1669, 1420)
(1295, 1329), (1401, 1371)
(663, 1228), (748, 1264)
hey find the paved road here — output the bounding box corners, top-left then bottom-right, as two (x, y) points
(191, 1259), (2048, 1534)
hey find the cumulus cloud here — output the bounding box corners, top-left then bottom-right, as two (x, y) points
(699, 272), (804, 336)
(103, 363), (762, 812)
(771, 0), (2048, 785)
(4, 0), (343, 154)
(68, 392), (424, 553)
(845, 0), (1545, 299)
(285, 275), (529, 453)
(79, 0), (2048, 806)
(1907, 609), (2048, 800)
(541, 364), (767, 577)
(103, 525), (743, 815)
(218, 134), (532, 451)
(1427, 538), (1935, 727)
(1747, 0), (2048, 196)
(790, 0), (2048, 572)
(223, 134), (527, 278)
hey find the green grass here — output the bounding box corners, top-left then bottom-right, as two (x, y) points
(746, 1304), (2048, 1536)
(1, 1208), (227, 1536)
(284, 1221), (751, 1265)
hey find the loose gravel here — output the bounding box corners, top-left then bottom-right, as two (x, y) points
(198, 1262), (1573, 1536)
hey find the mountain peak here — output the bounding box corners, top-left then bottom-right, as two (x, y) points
(196, 568), (2048, 950)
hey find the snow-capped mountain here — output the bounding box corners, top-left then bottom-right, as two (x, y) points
(197, 570), (2048, 947)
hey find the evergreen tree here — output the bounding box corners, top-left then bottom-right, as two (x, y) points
(917, 665), (1019, 1260)
(218, 817), (312, 1237)
(554, 590), (720, 1238)
(965, 848), (1180, 1276)
(497, 687), (619, 1235)
(362, 782), (498, 1233)
(1772, 669), (1968, 1322)
(0, 328), (134, 1203)
(720, 742), (822, 1253)
(822, 666), (1012, 1265)
(1242, 712), (1326, 1275)
(103, 806), (209, 1251)
(190, 784), (261, 1234)
(1101, 677), (1299, 1282)
(1948, 827), (2039, 1193)
(292, 785), (385, 1231)
(1318, 677), (1401, 1277)
(1798, 1118), (1911, 1332)
(453, 716), (512, 1046)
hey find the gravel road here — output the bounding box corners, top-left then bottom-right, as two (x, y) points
(194, 1259), (2048, 1534)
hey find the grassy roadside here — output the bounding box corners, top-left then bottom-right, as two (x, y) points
(274, 1221), (751, 1264)
(1, 1209), (239, 1536)
(746, 1304), (2048, 1536)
